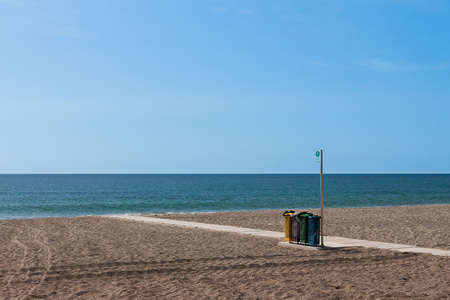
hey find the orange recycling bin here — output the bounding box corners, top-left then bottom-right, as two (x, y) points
(283, 211), (295, 241)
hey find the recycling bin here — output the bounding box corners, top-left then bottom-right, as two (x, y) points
(283, 211), (295, 241)
(308, 215), (321, 246)
(291, 213), (300, 243)
(292, 212), (308, 243)
(299, 213), (313, 243)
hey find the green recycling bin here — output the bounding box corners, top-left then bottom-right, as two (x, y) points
(299, 213), (313, 243)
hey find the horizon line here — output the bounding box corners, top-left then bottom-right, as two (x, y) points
(0, 172), (449, 175)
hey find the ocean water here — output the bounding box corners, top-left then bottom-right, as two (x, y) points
(0, 174), (448, 220)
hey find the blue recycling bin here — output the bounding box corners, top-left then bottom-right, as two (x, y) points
(308, 215), (321, 246)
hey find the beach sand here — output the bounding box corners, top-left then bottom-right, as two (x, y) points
(0, 205), (448, 299)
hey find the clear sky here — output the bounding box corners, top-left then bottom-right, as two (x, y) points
(1, 0), (449, 173)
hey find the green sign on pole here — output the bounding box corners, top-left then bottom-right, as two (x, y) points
(315, 150), (321, 164)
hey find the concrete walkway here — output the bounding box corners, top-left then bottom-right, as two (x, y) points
(104, 214), (450, 257)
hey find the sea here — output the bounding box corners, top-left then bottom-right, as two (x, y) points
(0, 174), (448, 220)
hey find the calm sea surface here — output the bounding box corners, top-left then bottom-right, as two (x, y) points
(0, 174), (448, 220)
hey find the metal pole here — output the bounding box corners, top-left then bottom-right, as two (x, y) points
(320, 149), (324, 247)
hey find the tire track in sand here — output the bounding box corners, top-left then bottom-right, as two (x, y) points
(0, 225), (27, 288)
(3, 251), (418, 285)
(16, 225), (53, 300)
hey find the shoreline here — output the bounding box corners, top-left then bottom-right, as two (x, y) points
(150, 203), (450, 214)
(1, 203), (449, 221)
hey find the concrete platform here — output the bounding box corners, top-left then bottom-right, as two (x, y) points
(104, 214), (450, 257)
(278, 242), (333, 251)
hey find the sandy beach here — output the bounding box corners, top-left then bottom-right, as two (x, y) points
(0, 205), (448, 299)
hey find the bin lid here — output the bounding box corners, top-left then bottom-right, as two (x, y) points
(291, 212), (301, 220)
(300, 213), (313, 217)
(308, 215), (321, 219)
(283, 210), (295, 216)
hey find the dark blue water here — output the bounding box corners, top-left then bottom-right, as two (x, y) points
(0, 174), (448, 220)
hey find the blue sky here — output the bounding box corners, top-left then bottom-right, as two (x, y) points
(1, 0), (449, 173)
